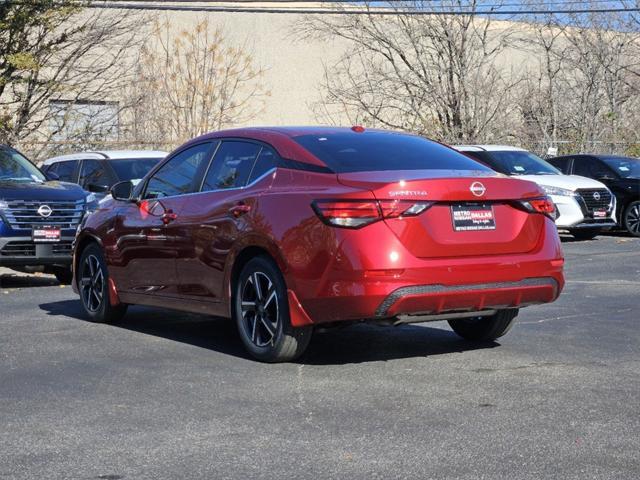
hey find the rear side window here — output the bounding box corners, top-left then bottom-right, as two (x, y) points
(248, 147), (278, 183)
(202, 141), (261, 191)
(293, 132), (490, 173)
(548, 157), (572, 174)
(145, 143), (212, 198)
(52, 160), (78, 182)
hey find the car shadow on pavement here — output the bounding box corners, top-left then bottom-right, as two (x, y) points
(39, 299), (498, 365)
(0, 273), (59, 288)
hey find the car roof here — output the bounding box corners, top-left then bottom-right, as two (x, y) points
(454, 145), (528, 152)
(42, 150), (167, 165)
(180, 126), (422, 169)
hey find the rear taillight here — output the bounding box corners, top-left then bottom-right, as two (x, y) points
(312, 199), (433, 228)
(519, 197), (558, 220)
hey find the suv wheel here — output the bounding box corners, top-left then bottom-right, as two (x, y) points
(448, 309), (519, 341)
(78, 243), (127, 323)
(234, 256), (312, 362)
(623, 200), (640, 237)
(52, 266), (73, 285)
(569, 228), (601, 241)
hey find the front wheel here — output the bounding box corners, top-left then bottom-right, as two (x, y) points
(234, 256), (312, 362)
(78, 243), (127, 323)
(623, 200), (640, 237)
(569, 228), (601, 241)
(448, 309), (519, 341)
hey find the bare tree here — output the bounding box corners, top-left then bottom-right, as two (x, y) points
(126, 17), (268, 145)
(298, 1), (518, 143)
(515, 4), (640, 154)
(0, 1), (149, 158)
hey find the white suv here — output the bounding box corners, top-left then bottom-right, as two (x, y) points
(42, 150), (167, 198)
(454, 145), (616, 240)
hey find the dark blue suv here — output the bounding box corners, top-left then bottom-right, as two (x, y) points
(0, 144), (94, 283)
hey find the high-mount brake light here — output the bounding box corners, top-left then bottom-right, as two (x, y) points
(519, 196), (557, 220)
(312, 199), (433, 229)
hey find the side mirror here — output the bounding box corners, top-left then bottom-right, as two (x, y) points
(110, 180), (134, 201)
(88, 183), (110, 193)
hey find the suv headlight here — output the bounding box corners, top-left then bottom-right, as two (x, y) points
(85, 193), (98, 211)
(539, 185), (577, 197)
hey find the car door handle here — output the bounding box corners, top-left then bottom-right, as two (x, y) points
(162, 210), (178, 225)
(229, 203), (251, 218)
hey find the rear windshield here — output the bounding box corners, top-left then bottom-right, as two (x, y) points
(293, 132), (491, 173)
(109, 158), (162, 181)
(484, 151), (560, 176)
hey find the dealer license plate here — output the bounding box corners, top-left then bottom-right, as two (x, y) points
(451, 204), (496, 231)
(32, 226), (61, 243)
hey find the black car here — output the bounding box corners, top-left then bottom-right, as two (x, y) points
(0, 144), (95, 283)
(548, 154), (640, 236)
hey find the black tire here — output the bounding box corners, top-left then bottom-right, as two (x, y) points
(623, 200), (640, 237)
(234, 255), (312, 362)
(52, 266), (73, 285)
(77, 243), (127, 323)
(448, 309), (519, 341)
(569, 228), (601, 241)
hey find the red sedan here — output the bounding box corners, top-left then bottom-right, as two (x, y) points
(73, 127), (564, 362)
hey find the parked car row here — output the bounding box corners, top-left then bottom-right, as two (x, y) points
(1, 131), (638, 362)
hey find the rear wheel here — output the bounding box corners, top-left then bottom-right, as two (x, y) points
(78, 243), (127, 323)
(234, 256), (312, 362)
(623, 200), (640, 237)
(448, 309), (519, 341)
(569, 228), (601, 241)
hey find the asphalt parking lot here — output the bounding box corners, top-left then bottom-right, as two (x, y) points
(1, 233), (638, 480)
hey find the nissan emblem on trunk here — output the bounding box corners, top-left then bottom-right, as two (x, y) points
(37, 205), (53, 218)
(470, 182), (486, 197)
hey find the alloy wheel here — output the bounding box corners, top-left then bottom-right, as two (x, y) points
(626, 203), (640, 235)
(80, 254), (105, 312)
(240, 271), (279, 347)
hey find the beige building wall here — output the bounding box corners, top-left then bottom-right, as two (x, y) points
(156, 8), (351, 126)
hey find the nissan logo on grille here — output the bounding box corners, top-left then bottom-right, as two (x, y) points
(593, 191), (601, 201)
(37, 205), (53, 218)
(470, 182), (486, 197)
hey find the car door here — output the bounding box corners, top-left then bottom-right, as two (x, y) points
(174, 140), (277, 304)
(110, 142), (215, 297)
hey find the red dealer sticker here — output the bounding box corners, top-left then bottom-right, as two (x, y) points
(451, 204), (496, 231)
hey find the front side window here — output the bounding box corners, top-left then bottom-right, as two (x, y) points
(202, 141), (261, 191)
(110, 158), (162, 182)
(79, 160), (110, 189)
(145, 143), (213, 198)
(0, 147), (46, 182)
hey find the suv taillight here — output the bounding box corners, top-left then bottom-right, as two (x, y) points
(312, 199), (433, 228)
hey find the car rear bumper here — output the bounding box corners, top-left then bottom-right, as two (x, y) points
(285, 218), (565, 325)
(0, 236), (74, 267)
